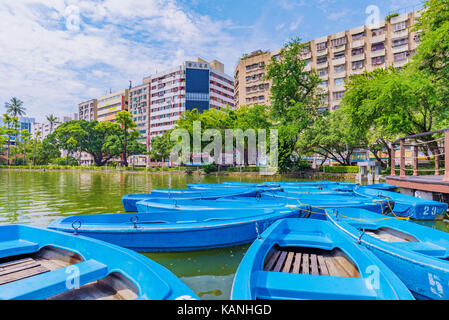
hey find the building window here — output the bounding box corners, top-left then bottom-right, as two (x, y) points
(333, 91), (345, 100)
(352, 61), (364, 70)
(334, 78), (345, 87)
(319, 81), (327, 89)
(352, 32), (365, 41)
(334, 65), (345, 73)
(318, 68), (328, 76)
(352, 48), (364, 56)
(392, 37), (408, 47)
(317, 56), (328, 64)
(372, 56), (385, 65)
(394, 52), (407, 62)
(393, 21), (407, 32)
(331, 37), (347, 47)
(372, 27), (384, 37)
(317, 42), (327, 51)
(371, 42), (385, 51)
(333, 52), (345, 60)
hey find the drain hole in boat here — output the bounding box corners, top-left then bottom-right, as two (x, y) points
(263, 246), (360, 278)
(47, 272), (139, 300)
(365, 228), (418, 243)
(0, 246), (83, 286)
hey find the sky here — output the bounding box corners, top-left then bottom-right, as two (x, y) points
(0, 0), (424, 122)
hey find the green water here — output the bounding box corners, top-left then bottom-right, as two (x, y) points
(0, 169), (315, 300)
(1, 169), (448, 300)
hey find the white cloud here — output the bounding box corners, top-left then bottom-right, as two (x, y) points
(0, 0), (244, 122)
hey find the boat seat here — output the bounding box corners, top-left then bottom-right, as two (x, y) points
(0, 259), (108, 300)
(0, 240), (39, 259)
(394, 242), (448, 258)
(277, 233), (333, 249)
(254, 271), (378, 300)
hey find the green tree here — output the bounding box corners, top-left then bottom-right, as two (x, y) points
(150, 131), (175, 162)
(115, 110), (138, 167)
(32, 130), (41, 165)
(20, 129), (31, 165)
(265, 38), (324, 173)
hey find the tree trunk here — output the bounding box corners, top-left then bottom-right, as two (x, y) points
(123, 125), (128, 167)
(23, 143), (27, 165)
(33, 141), (37, 165)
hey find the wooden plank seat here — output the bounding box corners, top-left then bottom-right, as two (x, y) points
(0, 259), (108, 300)
(0, 240), (39, 259)
(365, 228), (418, 243)
(0, 258), (50, 285)
(264, 246), (360, 278)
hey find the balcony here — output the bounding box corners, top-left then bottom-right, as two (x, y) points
(351, 68), (366, 75)
(391, 14), (409, 24)
(333, 71), (347, 78)
(392, 44), (409, 54)
(371, 49), (386, 58)
(350, 39), (365, 49)
(332, 57), (346, 66)
(391, 29), (409, 39)
(371, 34), (386, 43)
(317, 61), (329, 69)
(319, 74), (329, 81)
(316, 48), (328, 56)
(301, 52), (312, 60)
(394, 59), (408, 68)
(304, 65), (311, 72)
(351, 53), (365, 62)
(332, 45), (346, 53)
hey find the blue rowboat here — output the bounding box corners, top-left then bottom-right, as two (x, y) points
(260, 192), (394, 218)
(326, 208), (449, 300)
(135, 198), (294, 213)
(354, 186), (448, 220)
(122, 188), (262, 212)
(230, 219), (413, 300)
(48, 208), (300, 252)
(359, 184), (399, 192)
(0, 225), (198, 300)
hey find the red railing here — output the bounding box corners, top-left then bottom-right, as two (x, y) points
(391, 129), (449, 182)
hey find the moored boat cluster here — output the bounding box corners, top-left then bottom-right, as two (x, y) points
(2, 181), (449, 300)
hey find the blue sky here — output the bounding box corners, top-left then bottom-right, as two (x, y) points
(0, 0), (424, 122)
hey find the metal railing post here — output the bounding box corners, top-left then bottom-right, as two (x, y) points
(400, 139), (406, 178)
(413, 143), (418, 176)
(444, 130), (449, 182)
(391, 143), (396, 176)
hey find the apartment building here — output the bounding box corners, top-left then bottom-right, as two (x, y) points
(145, 58), (234, 144)
(129, 83), (151, 147)
(234, 11), (421, 111)
(97, 89), (129, 122)
(78, 99), (97, 121)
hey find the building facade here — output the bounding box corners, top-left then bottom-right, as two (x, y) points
(78, 99), (97, 121)
(129, 83), (151, 148)
(96, 89), (129, 122)
(234, 11), (421, 111)
(145, 58), (234, 144)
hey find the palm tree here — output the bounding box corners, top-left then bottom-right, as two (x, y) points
(5, 98), (26, 165)
(46, 114), (59, 134)
(5, 97), (26, 117)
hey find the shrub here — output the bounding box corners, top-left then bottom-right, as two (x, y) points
(321, 166), (359, 174)
(202, 164), (218, 174)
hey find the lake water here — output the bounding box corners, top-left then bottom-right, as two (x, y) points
(1, 169), (447, 300)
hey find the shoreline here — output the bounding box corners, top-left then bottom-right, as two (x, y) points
(0, 167), (358, 180)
